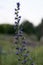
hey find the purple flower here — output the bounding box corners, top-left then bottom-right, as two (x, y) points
(19, 16), (21, 18)
(17, 2), (20, 10)
(18, 19), (20, 23)
(22, 59), (27, 64)
(15, 35), (18, 40)
(20, 27), (23, 31)
(16, 52), (19, 55)
(16, 14), (18, 17)
(17, 2), (20, 7)
(15, 21), (19, 25)
(19, 48), (23, 52)
(19, 30), (23, 34)
(22, 40), (26, 44)
(24, 54), (28, 57)
(18, 33), (22, 37)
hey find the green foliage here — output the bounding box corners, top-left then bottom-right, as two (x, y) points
(31, 46), (43, 65)
(0, 34), (43, 65)
(0, 25), (4, 33)
(0, 24), (15, 34)
(0, 19), (43, 40)
(20, 19), (43, 40)
(20, 20), (35, 35)
(35, 19), (43, 40)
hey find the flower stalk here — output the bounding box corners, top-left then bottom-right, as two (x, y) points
(14, 2), (34, 65)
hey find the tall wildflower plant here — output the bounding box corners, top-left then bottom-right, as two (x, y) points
(14, 2), (35, 65)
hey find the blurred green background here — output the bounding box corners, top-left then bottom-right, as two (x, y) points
(0, 20), (43, 65)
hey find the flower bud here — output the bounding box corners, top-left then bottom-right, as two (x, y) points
(15, 17), (18, 19)
(15, 8), (17, 11)
(17, 2), (20, 10)
(16, 47), (19, 50)
(19, 16), (21, 18)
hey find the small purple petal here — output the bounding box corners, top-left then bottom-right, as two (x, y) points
(16, 52), (19, 55)
(15, 34), (19, 39)
(22, 40), (26, 44)
(19, 48), (23, 51)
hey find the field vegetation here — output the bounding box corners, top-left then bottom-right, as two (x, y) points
(0, 34), (43, 65)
